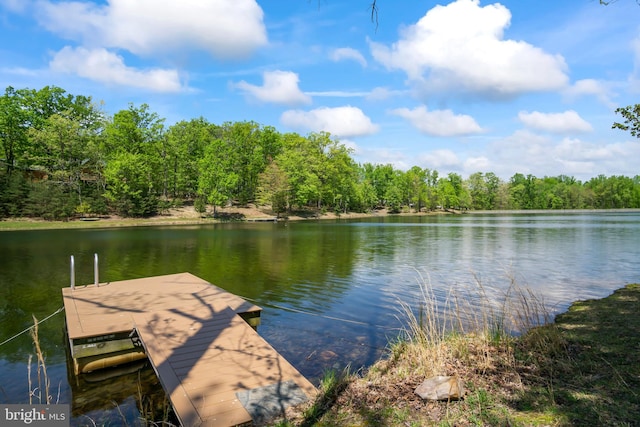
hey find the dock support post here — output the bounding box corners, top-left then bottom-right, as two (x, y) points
(94, 253), (99, 286)
(70, 255), (75, 290)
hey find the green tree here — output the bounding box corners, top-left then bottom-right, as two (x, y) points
(467, 172), (489, 210)
(103, 151), (156, 216)
(424, 168), (440, 210)
(406, 166), (428, 212)
(612, 104), (640, 138)
(256, 161), (289, 216)
(218, 121), (283, 205)
(0, 173), (29, 217)
(362, 163), (395, 207)
(103, 103), (165, 155)
(385, 170), (410, 213)
(27, 114), (101, 209)
(320, 136), (358, 213)
(0, 87), (30, 174)
(277, 132), (322, 211)
(102, 104), (165, 216)
(351, 167), (378, 212)
(165, 118), (211, 200)
(25, 181), (76, 220)
(198, 138), (238, 215)
(0, 85), (104, 218)
(439, 172), (470, 210)
(509, 173), (543, 209)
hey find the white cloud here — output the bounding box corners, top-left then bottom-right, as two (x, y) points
(305, 90), (370, 98)
(487, 130), (640, 180)
(234, 70), (311, 106)
(280, 106), (379, 138)
(50, 46), (183, 92)
(369, 0), (568, 98)
(338, 138), (359, 153)
(0, 66), (39, 77)
(464, 156), (491, 172)
(366, 87), (406, 101)
(304, 87), (407, 99)
(563, 79), (615, 108)
(419, 149), (461, 169)
(390, 106), (483, 136)
(486, 130), (567, 177)
(554, 137), (615, 162)
(353, 146), (411, 171)
(1, 0), (28, 13)
(330, 47), (367, 67)
(518, 110), (593, 134)
(36, 0), (267, 59)
(631, 36), (640, 92)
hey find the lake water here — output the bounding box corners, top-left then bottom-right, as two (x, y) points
(1, 212), (639, 425)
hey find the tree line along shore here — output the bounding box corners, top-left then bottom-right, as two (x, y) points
(2, 85), (640, 222)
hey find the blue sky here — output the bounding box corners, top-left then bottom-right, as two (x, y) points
(1, 0), (639, 181)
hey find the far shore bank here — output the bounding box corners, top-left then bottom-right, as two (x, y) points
(0, 205), (446, 231)
(466, 208), (640, 214)
(1, 206), (639, 232)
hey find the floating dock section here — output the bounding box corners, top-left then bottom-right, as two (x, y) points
(62, 272), (316, 426)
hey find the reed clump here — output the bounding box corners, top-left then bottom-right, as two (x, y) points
(28, 315), (58, 405)
(276, 272), (586, 426)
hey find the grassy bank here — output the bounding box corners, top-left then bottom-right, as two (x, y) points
(0, 216), (213, 231)
(274, 282), (640, 426)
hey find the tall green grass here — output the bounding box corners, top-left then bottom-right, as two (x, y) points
(396, 270), (556, 380)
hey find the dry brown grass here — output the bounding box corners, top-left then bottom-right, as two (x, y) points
(273, 273), (569, 426)
(276, 280), (640, 427)
(272, 272), (544, 426)
(28, 315), (56, 405)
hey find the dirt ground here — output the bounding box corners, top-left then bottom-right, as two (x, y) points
(156, 204), (398, 222)
(0, 203), (450, 231)
(156, 203), (450, 223)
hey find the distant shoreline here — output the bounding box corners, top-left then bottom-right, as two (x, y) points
(2, 207), (639, 232)
(465, 208), (640, 214)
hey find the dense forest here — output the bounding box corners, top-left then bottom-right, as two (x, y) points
(1, 86), (639, 220)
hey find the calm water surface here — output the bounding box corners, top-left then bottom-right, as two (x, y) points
(0, 212), (638, 425)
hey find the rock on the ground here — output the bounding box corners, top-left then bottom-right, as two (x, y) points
(415, 375), (465, 401)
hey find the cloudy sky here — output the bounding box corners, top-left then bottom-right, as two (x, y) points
(1, 0), (639, 181)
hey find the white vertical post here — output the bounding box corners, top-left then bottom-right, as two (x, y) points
(70, 255), (75, 290)
(94, 253), (99, 286)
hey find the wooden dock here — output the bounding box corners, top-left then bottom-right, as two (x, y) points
(62, 272), (316, 426)
(245, 217), (278, 222)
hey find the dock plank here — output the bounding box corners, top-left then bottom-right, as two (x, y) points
(133, 305), (316, 426)
(62, 272), (261, 339)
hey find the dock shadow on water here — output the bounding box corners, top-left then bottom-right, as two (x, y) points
(68, 361), (176, 426)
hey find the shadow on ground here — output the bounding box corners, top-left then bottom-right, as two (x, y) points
(514, 284), (640, 426)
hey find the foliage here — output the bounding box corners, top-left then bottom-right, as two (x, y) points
(25, 181), (76, 220)
(256, 161), (289, 216)
(613, 104), (640, 138)
(103, 151), (157, 216)
(198, 137), (239, 215)
(2, 84), (640, 220)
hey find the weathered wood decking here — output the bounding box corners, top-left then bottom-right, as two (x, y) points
(62, 272), (316, 426)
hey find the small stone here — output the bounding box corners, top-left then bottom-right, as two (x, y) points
(319, 350), (337, 361)
(415, 375), (465, 401)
